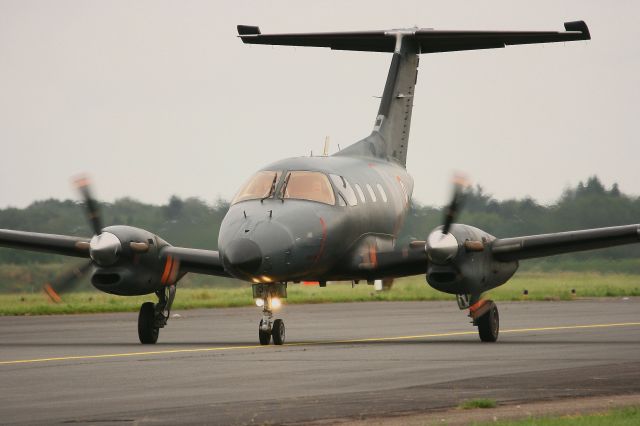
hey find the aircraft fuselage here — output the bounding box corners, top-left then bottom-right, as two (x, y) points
(218, 155), (416, 283)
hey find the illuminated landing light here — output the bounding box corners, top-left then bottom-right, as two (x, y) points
(261, 275), (272, 283)
(252, 278), (261, 283)
(255, 298), (265, 307)
(271, 297), (282, 309)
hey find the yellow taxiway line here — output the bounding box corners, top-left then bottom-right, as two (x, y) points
(1, 322), (639, 366)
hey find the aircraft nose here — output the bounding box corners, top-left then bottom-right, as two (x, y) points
(223, 238), (263, 275)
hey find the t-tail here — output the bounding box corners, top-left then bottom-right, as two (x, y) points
(237, 21), (590, 167)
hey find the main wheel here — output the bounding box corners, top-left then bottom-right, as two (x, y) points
(477, 302), (499, 342)
(272, 319), (285, 345)
(138, 302), (159, 344)
(259, 320), (271, 345)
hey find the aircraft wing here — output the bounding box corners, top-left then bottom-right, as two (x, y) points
(362, 223), (640, 278)
(491, 224), (640, 262)
(0, 229), (91, 257)
(160, 246), (230, 277)
(237, 21), (590, 53)
(0, 228), (230, 278)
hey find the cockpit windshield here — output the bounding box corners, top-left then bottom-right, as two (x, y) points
(280, 171), (335, 205)
(231, 170), (281, 205)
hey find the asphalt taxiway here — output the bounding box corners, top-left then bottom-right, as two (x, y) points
(1, 299), (639, 425)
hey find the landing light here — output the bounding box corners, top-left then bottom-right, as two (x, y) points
(271, 297), (282, 309)
(255, 298), (265, 307)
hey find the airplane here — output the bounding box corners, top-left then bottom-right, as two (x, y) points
(1, 20), (639, 346)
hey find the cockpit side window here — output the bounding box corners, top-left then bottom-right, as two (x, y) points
(329, 174), (358, 206)
(281, 171), (336, 205)
(231, 170), (281, 205)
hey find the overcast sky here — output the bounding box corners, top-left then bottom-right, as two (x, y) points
(1, 0), (638, 209)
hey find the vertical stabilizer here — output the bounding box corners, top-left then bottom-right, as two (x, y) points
(335, 34), (418, 166)
(373, 37), (419, 166)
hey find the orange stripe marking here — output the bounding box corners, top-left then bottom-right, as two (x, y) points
(160, 256), (173, 285)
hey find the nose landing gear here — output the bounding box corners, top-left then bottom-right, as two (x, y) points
(254, 283), (287, 345)
(138, 284), (177, 344)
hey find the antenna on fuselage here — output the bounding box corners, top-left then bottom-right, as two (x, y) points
(323, 136), (330, 156)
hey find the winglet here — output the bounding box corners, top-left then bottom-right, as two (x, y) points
(564, 21), (590, 40)
(237, 25), (261, 36)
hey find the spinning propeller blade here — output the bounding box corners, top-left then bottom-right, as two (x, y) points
(43, 175), (104, 302)
(43, 261), (93, 303)
(441, 173), (470, 235)
(74, 175), (103, 236)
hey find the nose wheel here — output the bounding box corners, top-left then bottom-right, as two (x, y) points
(254, 283), (287, 345)
(258, 318), (286, 345)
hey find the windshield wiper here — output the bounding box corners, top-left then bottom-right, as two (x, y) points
(260, 173), (278, 203)
(278, 172), (291, 203)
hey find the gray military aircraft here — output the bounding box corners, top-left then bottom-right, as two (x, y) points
(2, 21), (639, 346)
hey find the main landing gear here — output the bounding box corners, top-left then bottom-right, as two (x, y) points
(254, 283), (287, 345)
(138, 284), (176, 344)
(457, 294), (499, 342)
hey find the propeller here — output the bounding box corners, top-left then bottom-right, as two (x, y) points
(43, 261), (93, 303)
(426, 173), (470, 264)
(74, 175), (103, 235)
(441, 173), (470, 235)
(43, 176), (108, 302)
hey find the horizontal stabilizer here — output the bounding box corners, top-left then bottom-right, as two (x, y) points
(237, 21), (590, 54)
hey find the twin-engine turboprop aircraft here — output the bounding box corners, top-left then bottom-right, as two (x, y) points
(2, 21), (639, 345)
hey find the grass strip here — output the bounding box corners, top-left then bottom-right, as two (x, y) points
(460, 398), (497, 409)
(476, 405), (640, 425)
(1, 272), (639, 315)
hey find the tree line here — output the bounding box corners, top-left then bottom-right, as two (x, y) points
(1, 176), (638, 268)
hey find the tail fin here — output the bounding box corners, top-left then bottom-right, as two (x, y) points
(338, 37), (418, 166)
(238, 22), (590, 167)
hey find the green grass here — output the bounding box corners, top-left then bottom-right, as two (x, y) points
(1, 272), (639, 315)
(460, 398), (498, 409)
(475, 406), (640, 425)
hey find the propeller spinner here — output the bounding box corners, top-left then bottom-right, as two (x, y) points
(426, 174), (470, 264)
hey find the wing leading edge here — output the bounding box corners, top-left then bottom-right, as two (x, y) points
(492, 224), (640, 262)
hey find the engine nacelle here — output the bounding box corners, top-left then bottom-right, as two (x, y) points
(425, 224), (518, 296)
(90, 225), (172, 296)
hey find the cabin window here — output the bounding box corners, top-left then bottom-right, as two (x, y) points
(398, 179), (409, 205)
(281, 171), (336, 205)
(329, 174), (358, 206)
(377, 184), (388, 202)
(354, 184), (366, 203)
(366, 184), (377, 202)
(232, 170), (281, 204)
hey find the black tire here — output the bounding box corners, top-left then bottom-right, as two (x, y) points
(272, 319), (285, 345)
(259, 320), (271, 345)
(138, 302), (159, 344)
(477, 303), (499, 342)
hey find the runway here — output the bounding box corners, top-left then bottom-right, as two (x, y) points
(1, 299), (639, 425)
